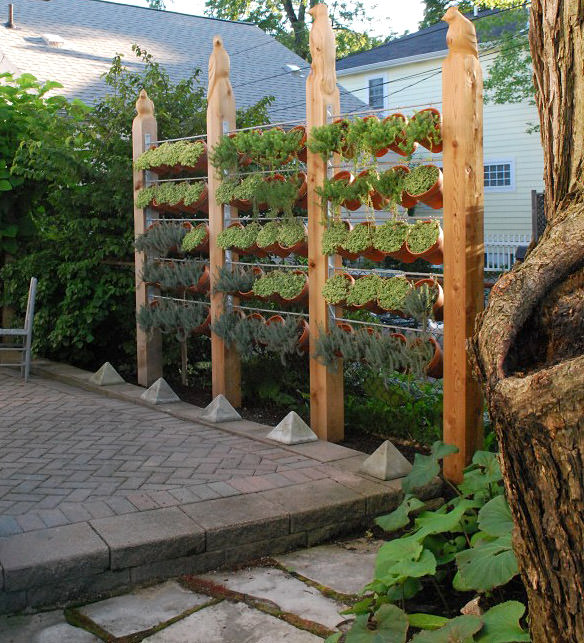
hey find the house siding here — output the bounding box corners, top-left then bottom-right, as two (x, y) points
(337, 55), (544, 236)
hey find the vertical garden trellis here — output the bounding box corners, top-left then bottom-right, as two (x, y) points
(131, 4), (484, 480)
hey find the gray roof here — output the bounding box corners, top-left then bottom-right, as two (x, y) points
(0, 0), (363, 121)
(337, 9), (501, 71)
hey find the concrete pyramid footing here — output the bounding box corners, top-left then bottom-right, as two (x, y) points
(359, 440), (412, 481)
(89, 362), (124, 386)
(140, 378), (180, 404)
(266, 411), (318, 445)
(200, 394), (242, 423)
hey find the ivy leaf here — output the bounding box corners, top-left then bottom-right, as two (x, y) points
(478, 495), (514, 538)
(454, 534), (518, 591)
(402, 441), (458, 494)
(345, 604), (409, 643)
(408, 613), (449, 631)
(375, 495), (425, 533)
(475, 601), (530, 642)
(410, 615), (483, 642)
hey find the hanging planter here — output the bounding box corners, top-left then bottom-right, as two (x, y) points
(341, 221), (383, 261)
(135, 140), (208, 176)
(356, 169), (387, 211)
(414, 278), (444, 321)
(238, 266), (264, 299)
(390, 165), (418, 209)
(289, 125), (308, 163)
(192, 309), (212, 337)
(322, 272), (355, 306)
(373, 220), (414, 263)
(331, 170), (361, 211)
(256, 221), (288, 258)
(217, 221), (265, 257)
(253, 270), (308, 305)
(180, 222), (209, 255)
(385, 113), (416, 156)
(410, 108), (443, 154)
(277, 219), (308, 257)
(424, 336), (443, 378)
(186, 264), (211, 294)
(404, 164), (443, 209)
(406, 219), (444, 264)
(295, 171), (308, 209)
(279, 270), (309, 305)
(377, 276), (413, 315)
(345, 274), (383, 313)
(321, 219), (351, 256)
(297, 318), (310, 353)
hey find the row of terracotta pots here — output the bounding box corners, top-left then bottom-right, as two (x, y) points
(144, 263), (211, 295)
(330, 273), (444, 320)
(228, 172), (308, 213)
(232, 268), (309, 305)
(220, 221), (308, 258)
(146, 141), (208, 177)
(329, 165), (443, 212)
(335, 322), (443, 378)
(238, 311), (309, 353)
(147, 184), (209, 215)
(146, 300), (211, 336)
(235, 126), (308, 167)
(331, 220), (444, 265)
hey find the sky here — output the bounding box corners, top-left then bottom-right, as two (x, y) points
(110, 0), (427, 37)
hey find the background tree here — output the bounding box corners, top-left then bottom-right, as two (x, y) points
(204, 0), (385, 59)
(420, 0), (475, 28)
(471, 0), (584, 640)
(1, 47), (270, 373)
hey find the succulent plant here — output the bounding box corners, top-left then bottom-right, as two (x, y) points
(407, 219), (441, 254)
(135, 140), (205, 171)
(277, 219), (306, 248)
(181, 225), (207, 252)
(377, 276), (413, 311)
(373, 220), (409, 253)
(321, 220), (349, 255)
(404, 165), (440, 196)
(322, 273), (353, 305)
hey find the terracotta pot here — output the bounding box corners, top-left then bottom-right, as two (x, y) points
(178, 141), (208, 174)
(357, 169), (387, 212)
(324, 271), (355, 307)
(222, 222), (265, 257)
(406, 221), (444, 265)
(391, 165), (418, 209)
(182, 182), (209, 215)
(330, 170), (361, 212)
(412, 108), (443, 154)
(336, 321), (354, 334)
(192, 309), (212, 336)
(280, 270), (309, 305)
(297, 318), (310, 353)
(414, 278), (444, 321)
(384, 113), (417, 157)
(238, 266), (264, 299)
(186, 264), (210, 294)
(333, 118), (354, 159)
(277, 222), (308, 257)
(289, 125), (308, 163)
(295, 171), (308, 209)
(344, 221), (384, 262)
(181, 222), (209, 255)
(405, 165), (443, 210)
(266, 314), (285, 326)
(426, 336), (443, 378)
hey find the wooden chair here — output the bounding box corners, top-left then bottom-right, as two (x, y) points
(0, 277), (37, 382)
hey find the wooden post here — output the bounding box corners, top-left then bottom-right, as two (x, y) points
(306, 4), (344, 442)
(207, 36), (242, 407)
(441, 7), (484, 482)
(133, 90), (162, 386)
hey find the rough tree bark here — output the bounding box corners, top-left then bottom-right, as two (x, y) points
(471, 2), (584, 641)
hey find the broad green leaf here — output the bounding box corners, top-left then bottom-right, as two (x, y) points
(432, 441), (459, 460)
(346, 604), (409, 643)
(383, 549), (437, 583)
(402, 442), (458, 494)
(454, 534), (518, 591)
(325, 634), (342, 643)
(478, 495), (514, 538)
(415, 499), (478, 536)
(386, 577), (422, 602)
(475, 601), (530, 642)
(375, 495), (425, 533)
(459, 452), (503, 497)
(410, 615), (483, 642)
(347, 596), (375, 615)
(408, 613), (449, 630)
(375, 536), (422, 579)
(0, 179), (12, 191)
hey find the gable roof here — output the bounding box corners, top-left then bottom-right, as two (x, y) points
(0, 0), (363, 120)
(336, 9), (504, 73)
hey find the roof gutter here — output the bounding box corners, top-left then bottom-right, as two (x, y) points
(336, 49), (449, 77)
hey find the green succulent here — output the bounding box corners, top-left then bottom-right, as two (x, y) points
(374, 169), (406, 204)
(181, 225), (207, 252)
(377, 276), (413, 311)
(135, 140), (205, 171)
(135, 185), (157, 209)
(252, 270), (305, 299)
(321, 220), (349, 255)
(277, 219), (306, 248)
(341, 223), (375, 254)
(256, 220), (281, 248)
(307, 120), (347, 161)
(346, 274), (382, 306)
(407, 219), (441, 254)
(374, 220), (409, 253)
(322, 273), (352, 305)
(216, 222), (260, 250)
(404, 165), (440, 196)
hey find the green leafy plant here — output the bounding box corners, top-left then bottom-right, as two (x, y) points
(215, 174), (264, 207)
(256, 220), (281, 248)
(134, 140), (205, 171)
(277, 218), (306, 248)
(374, 220), (409, 253)
(213, 265), (257, 294)
(321, 220), (349, 255)
(341, 223), (375, 254)
(141, 259), (206, 290)
(137, 299), (208, 341)
(404, 165), (440, 197)
(322, 273), (353, 305)
(208, 135), (239, 175)
(216, 222), (260, 250)
(407, 220), (441, 254)
(181, 224), (208, 252)
(374, 168), (406, 205)
(252, 270), (306, 300)
(405, 109), (442, 152)
(307, 120), (347, 160)
(345, 274), (382, 306)
(378, 276), (413, 311)
(254, 175), (302, 217)
(134, 223), (186, 257)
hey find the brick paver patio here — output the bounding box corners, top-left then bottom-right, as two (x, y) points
(0, 370), (332, 535)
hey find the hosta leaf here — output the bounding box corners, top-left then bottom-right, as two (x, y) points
(459, 452), (502, 497)
(478, 495), (514, 538)
(375, 495), (425, 533)
(475, 601), (530, 642)
(408, 613), (449, 630)
(410, 615), (483, 642)
(345, 604), (409, 643)
(454, 534), (518, 591)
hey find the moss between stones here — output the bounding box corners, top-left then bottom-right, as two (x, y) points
(377, 276), (413, 311)
(407, 219), (440, 254)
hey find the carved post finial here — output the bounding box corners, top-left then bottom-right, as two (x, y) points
(208, 35), (232, 102)
(135, 89), (154, 117)
(443, 6), (478, 57)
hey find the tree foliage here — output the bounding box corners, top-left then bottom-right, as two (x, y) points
(1, 47), (270, 372)
(204, 0), (384, 59)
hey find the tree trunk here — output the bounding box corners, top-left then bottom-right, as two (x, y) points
(471, 2), (584, 641)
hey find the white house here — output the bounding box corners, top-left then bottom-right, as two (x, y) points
(336, 12), (543, 269)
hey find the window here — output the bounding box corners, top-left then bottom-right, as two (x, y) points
(484, 160), (515, 192)
(368, 77), (384, 109)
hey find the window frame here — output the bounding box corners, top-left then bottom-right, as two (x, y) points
(367, 74), (386, 111)
(483, 158), (515, 193)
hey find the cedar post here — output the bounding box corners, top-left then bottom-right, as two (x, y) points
(133, 90), (163, 386)
(441, 8), (484, 481)
(207, 36), (242, 407)
(306, 4), (344, 441)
